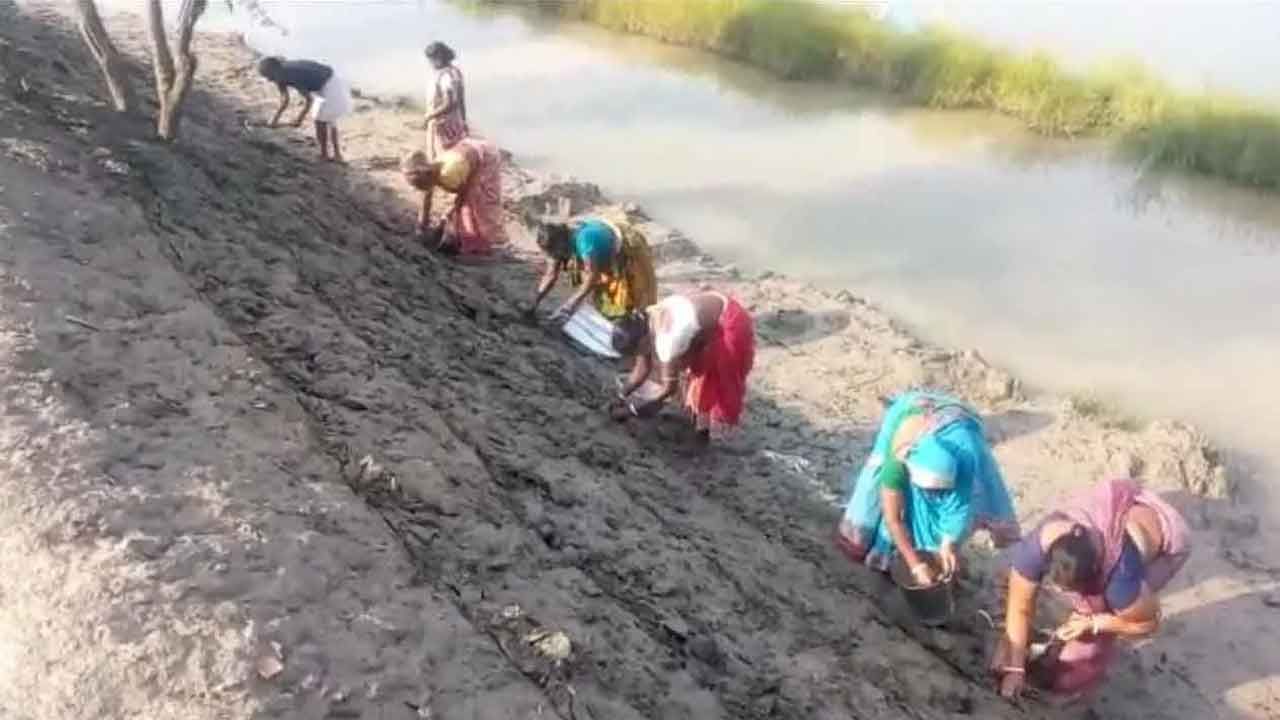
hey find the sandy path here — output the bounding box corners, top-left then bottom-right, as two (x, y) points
(0, 3), (1276, 719)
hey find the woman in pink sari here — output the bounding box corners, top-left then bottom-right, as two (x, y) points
(400, 137), (505, 256)
(991, 478), (1192, 702)
(424, 41), (467, 158)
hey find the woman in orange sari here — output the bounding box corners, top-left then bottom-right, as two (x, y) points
(401, 139), (504, 256)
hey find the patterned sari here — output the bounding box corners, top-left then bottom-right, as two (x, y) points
(429, 65), (467, 157)
(440, 137), (504, 255)
(567, 217), (658, 319)
(1036, 478), (1192, 696)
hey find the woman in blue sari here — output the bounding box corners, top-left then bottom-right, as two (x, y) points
(835, 390), (1021, 585)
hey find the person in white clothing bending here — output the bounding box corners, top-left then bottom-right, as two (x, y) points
(258, 56), (352, 162)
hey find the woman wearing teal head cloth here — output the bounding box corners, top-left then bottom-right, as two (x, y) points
(835, 390), (1021, 585)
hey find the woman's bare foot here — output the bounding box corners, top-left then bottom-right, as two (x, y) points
(693, 428), (711, 448)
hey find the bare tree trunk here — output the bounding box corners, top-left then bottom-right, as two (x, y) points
(149, 0), (207, 141)
(145, 0), (174, 97)
(73, 0), (132, 111)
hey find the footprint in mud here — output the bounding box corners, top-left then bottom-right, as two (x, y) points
(685, 634), (726, 672)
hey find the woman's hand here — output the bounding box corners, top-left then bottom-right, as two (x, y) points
(630, 399), (661, 418)
(989, 635), (1010, 673)
(608, 399), (632, 423)
(1054, 613), (1100, 643)
(547, 306), (571, 326)
(997, 667), (1026, 699)
(990, 635), (1027, 699)
(910, 560), (937, 586)
(415, 222), (444, 246)
(607, 398), (658, 422)
(938, 540), (959, 580)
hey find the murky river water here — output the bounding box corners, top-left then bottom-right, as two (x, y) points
(114, 2), (1280, 488)
(908, 0), (1280, 98)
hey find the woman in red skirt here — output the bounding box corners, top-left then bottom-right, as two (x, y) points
(610, 290), (755, 445)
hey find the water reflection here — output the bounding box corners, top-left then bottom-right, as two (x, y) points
(520, 16), (892, 118)
(1125, 170), (1280, 248)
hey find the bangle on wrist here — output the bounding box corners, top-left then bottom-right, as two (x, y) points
(1091, 616), (1102, 636)
(1000, 666), (1026, 675)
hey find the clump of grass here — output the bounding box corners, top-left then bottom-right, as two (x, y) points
(476, 0), (1280, 190)
(719, 1), (845, 80)
(589, 0), (740, 47)
(888, 28), (1003, 107)
(1126, 100), (1280, 189)
(1067, 393), (1143, 432)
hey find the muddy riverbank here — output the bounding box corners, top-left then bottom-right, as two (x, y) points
(215, 0), (1280, 494)
(0, 3), (1275, 718)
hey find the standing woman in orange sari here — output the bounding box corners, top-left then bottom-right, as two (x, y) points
(423, 41), (467, 159)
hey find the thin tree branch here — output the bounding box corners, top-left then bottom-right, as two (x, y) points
(73, 0), (133, 111)
(157, 0), (207, 139)
(173, 0), (207, 62)
(146, 0), (175, 94)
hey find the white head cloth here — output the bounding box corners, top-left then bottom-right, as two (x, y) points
(653, 295), (700, 363)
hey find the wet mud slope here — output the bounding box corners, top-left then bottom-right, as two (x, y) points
(127, 40), (1039, 720)
(2, 3), (1270, 719)
(0, 5), (561, 719)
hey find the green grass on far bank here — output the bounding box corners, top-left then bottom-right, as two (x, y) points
(476, 0), (1280, 190)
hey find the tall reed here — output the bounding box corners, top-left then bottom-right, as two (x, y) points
(475, 0), (1280, 189)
